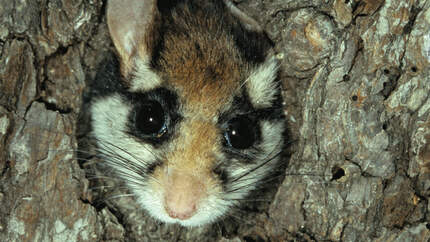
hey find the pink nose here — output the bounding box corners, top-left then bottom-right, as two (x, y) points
(164, 172), (205, 220)
(165, 200), (197, 220)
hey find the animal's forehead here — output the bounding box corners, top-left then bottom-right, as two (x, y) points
(142, 0), (272, 117)
(158, 33), (248, 117)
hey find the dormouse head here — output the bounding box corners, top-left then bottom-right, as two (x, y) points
(90, 0), (286, 226)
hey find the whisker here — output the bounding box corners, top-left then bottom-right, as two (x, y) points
(229, 136), (285, 182)
(224, 210), (249, 224)
(228, 198), (272, 202)
(104, 194), (136, 201)
(85, 175), (121, 182)
(91, 192), (136, 208)
(229, 149), (282, 184)
(225, 148), (259, 161)
(223, 207), (259, 226)
(118, 128), (159, 158)
(284, 172), (330, 177)
(145, 173), (162, 186)
(95, 144), (147, 173)
(230, 170), (284, 186)
(87, 184), (128, 191)
(86, 170), (146, 187)
(96, 141), (144, 166)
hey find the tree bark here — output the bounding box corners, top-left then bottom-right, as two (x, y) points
(1, 0), (429, 241)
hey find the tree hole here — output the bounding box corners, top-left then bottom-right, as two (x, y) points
(331, 166), (345, 181)
(343, 74), (350, 82)
(243, 235), (265, 242)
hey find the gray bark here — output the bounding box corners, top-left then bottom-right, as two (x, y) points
(1, 0), (429, 241)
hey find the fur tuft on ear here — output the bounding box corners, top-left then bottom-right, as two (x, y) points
(223, 0), (263, 33)
(245, 58), (280, 108)
(107, 0), (157, 74)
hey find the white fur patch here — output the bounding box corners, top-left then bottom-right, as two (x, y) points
(90, 94), (158, 181)
(136, 186), (230, 227)
(130, 58), (163, 91)
(259, 121), (285, 156)
(245, 58), (279, 108)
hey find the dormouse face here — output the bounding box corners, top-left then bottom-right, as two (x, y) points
(89, 0), (285, 226)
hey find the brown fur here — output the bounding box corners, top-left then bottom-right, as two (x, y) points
(167, 119), (221, 171)
(145, 2), (251, 116)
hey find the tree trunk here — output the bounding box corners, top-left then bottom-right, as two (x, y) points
(1, 0), (429, 241)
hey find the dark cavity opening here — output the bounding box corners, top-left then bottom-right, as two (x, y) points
(343, 74), (350, 82)
(331, 166), (345, 181)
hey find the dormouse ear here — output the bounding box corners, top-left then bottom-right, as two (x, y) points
(107, 0), (156, 72)
(223, 0), (263, 33)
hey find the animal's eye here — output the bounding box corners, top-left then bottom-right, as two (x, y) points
(224, 116), (255, 149)
(135, 101), (166, 136)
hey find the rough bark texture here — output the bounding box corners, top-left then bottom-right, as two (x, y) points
(1, 0), (429, 241)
